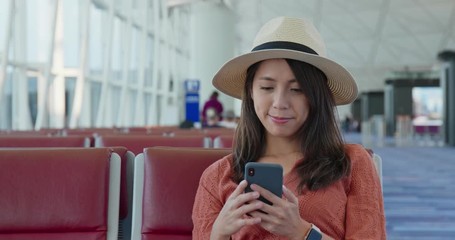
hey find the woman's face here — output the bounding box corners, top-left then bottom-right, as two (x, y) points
(251, 59), (309, 139)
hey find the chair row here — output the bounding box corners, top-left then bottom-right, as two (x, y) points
(0, 138), (382, 240)
(0, 133), (235, 237)
(0, 146), (231, 240)
(0, 134), (235, 149)
(0, 127), (235, 138)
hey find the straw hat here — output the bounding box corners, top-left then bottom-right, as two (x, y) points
(212, 16), (358, 105)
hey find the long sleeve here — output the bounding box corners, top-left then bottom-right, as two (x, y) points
(344, 146), (386, 239)
(191, 146), (386, 240)
(192, 164), (222, 239)
(192, 157), (236, 239)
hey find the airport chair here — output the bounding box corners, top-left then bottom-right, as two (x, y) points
(101, 146), (135, 240)
(0, 135), (91, 148)
(213, 134), (235, 148)
(0, 148), (121, 240)
(0, 129), (58, 136)
(95, 135), (211, 155)
(131, 147), (231, 240)
(372, 153), (383, 189)
(203, 128), (235, 140)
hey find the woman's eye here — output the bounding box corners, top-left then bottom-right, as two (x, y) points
(291, 88), (302, 92)
(260, 87), (273, 91)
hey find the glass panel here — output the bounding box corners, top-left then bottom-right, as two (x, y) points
(132, 0), (139, 10)
(88, 3), (103, 77)
(26, 0), (53, 63)
(0, 66), (14, 129)
(62, 1), (79, 67)
(0, 0), (10, 50)
(129, 27), (139, 85)
(128, 89), (137, 125)
(144, 35), (153, 87)
(412, 87), (443, 124)
(156, 95), (162, 125)
(156, 70), (162, 89)
(65, 77), (76, 127)
(90, 81), (101, 125)
(144, 93), (152, 124)
(4, 66), (13, 94)
(111, 17), (124, 83)
(110, 85), (121, 125)
(28, 76), (38, 126)
(115, 0), (125, 12)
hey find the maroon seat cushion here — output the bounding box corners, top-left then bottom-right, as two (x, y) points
(141, 147), (231, 239)
(0, 148), (111, 239)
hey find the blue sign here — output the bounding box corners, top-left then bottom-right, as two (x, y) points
(184, 80), (200, 122)
(185, 79), (200, 93)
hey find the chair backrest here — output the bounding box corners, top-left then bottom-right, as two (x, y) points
(95, 135), (210, 155)
(372, 153), (383, 189)
(0, 136), (90, 147)
(131, 147), (231, 240)
(203, 128), (235, 140)
(213, 134), (235, 148)
(107, 147), (135, 240)
(0, 148), (120, 240)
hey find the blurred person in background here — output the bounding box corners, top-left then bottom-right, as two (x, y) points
(201, 91), (224, 126)
(219, 110), (238, 129)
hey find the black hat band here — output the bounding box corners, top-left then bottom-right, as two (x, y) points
(251, 41), (318, 55)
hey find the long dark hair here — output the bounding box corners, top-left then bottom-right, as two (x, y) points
(232, 59), (350, 191)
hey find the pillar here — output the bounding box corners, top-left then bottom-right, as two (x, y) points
(438, 50), (455, 147)
(189, 1), (236, 121)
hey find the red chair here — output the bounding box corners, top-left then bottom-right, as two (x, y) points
(203, 128), (235, 140)
(0, 148), (121, 240)
(99, 146), (135, 239)
(95, 135), (210, 155)
(213, 134), (235, 148)
(131, 147), (231, 240)
(0, 135), (90, 147)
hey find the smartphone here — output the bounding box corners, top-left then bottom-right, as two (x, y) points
(244, 162), (283, 205)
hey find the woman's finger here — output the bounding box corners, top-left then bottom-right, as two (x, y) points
(250, 183), (281, 205)
(228, 180), (248, 200)
(237, 199), (264, 215)
(231, 191), (261, 210)
(282, 185), (298, 204)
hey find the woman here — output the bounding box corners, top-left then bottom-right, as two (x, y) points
(202, 91), (224, 127)
(192, 16), (385, 240)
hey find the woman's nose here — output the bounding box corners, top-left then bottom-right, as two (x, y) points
(272, 91), (289, 109)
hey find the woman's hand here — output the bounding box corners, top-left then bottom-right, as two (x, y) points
(210, 180), (264, 240)
(249, 184), (311, 240)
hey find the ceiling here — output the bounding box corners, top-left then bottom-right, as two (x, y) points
(215, 0), (455, 93)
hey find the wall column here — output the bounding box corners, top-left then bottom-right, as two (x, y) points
(438, 50), (455, 147)
(189, 1), (235, 121)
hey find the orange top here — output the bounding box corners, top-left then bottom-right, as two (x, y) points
(192, 144), (386, 240)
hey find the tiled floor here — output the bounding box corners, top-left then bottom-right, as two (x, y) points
(344, 133), (455, 240)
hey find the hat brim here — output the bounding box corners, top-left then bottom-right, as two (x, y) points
(212, 49), (358, 105)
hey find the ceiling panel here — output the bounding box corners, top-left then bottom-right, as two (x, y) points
(202, 0), (455, 92)
(164, 0), (453, 97)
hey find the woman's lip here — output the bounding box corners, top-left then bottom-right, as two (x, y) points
(269, 115), (292, 123)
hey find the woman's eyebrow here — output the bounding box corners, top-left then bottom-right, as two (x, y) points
(257, 77), (297, 83)
(257, 76), (276, 81)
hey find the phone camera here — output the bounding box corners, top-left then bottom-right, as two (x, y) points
(248, 168), (255, 176)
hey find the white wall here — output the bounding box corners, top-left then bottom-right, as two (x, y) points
(189, 1), (236, 118)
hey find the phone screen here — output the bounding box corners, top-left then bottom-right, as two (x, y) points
(244, 162), (283, 205)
